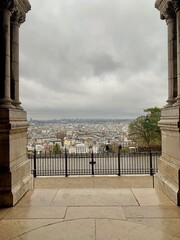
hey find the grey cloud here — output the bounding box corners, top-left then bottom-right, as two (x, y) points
(19, 0), (167, 119)
(88, 52), (122, 76)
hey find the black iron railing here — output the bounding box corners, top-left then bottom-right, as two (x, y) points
(29, 149), (161, 177)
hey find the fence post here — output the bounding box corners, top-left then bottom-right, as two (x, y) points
(65, 148), (68, 177)
(33, 149), (37, 178)
(91, 151), (94, 175)
(149, 148), (153, 176)
(118, 146), (121, 176)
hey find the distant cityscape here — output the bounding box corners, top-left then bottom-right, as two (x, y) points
(27, 119), (134, 153)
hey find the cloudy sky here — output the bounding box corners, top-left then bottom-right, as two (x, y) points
(19, 0), (167, 120)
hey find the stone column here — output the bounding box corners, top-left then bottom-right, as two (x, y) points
(166, 15), (177, 107)
(0, 1), (15, 109)
(155, 0), (180, 205)
(10, 12), (25, 109)
(0, 0), (31, 207)
(174, 3), (180, 106)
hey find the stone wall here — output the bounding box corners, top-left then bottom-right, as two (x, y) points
(155, 0), (180, 205)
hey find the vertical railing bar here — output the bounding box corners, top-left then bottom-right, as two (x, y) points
(40, 151), (42, 176)
(149, 148), (153, 176)
(65, 148), (68, 177)
(33, 149), (36, 178)
(91, 151), (94, 175)
(118, 147), (121, 176)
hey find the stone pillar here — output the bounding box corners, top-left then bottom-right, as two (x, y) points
(166, 15), (177, 107)
(10, 14), (23, 109)
(174, 4), (180, 106)
(155, 0), (180, 205)
(0, 0), (31, 207)
(0, 1), (15, 109)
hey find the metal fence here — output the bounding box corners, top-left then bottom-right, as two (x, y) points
(29, 150), (161, 177)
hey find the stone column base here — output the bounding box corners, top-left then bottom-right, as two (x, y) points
(0, 160), (32, 207)
(155, 156), (180, 205)
(0, 108), (32, 207)
(156, 107), (180, 205)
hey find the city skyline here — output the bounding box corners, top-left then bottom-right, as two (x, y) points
(27, 118), (130, 153)
(20, 0), (167, 120)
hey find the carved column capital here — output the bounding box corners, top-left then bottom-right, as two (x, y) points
(161, 2), (176, 21)
(11, 8), (26, 24)
(172, 0), (180, 12)
(0, 0), (15, 12)
(11, 0), (31, 24)
(155, 0), (179, 20)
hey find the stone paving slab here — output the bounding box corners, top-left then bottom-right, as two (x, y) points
(19, 219), (95, 240)
(124, 206), (180, 218)
(52, 188), (138, 207)
(0, 208), (11, 220)
(0, 219), (61, 240)
(96, 219), (173, 240)
(131, 188), (175, 206)
(5, 207), (66, 219)
(0, 218), (178, 240)
(65, 206), (126, 220)
(17, 189), (58, 207)
(128, 218), (180, 238)
(0, 187), (179, 240)
(12, 219), (175, 240)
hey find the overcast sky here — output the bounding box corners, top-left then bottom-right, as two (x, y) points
(19, 0), (167, 120)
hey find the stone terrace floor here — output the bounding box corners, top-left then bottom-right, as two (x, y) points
(0, 176), (180, 240)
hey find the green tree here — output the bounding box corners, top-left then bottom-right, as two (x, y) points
(98, 144), (106, 153)
(53, 143), (61, 154)
(128, 107), (161, 148)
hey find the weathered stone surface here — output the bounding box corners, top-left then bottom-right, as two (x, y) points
(157, 107), (180, 205)
(0, 0), (31, 207)
(0, 108), (32, 207)
(155, 1), (180, 205)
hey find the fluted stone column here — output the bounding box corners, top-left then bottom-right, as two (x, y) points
(0, 1), (15, 109)
(166, 15), (177, 106)
(174, 4), (180, 106)
(11, 12), (24, 109)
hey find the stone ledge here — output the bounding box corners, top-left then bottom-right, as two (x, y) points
(156, 156), (180, 205)
(33, 176), (154, 189)
(0, 109), (27, 121)
(159, 107), (180, 131)
(156, 174), (180, 205)
(0, 174), (32, 207)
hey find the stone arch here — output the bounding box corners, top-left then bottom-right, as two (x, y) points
(0, 0), (180, 206)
